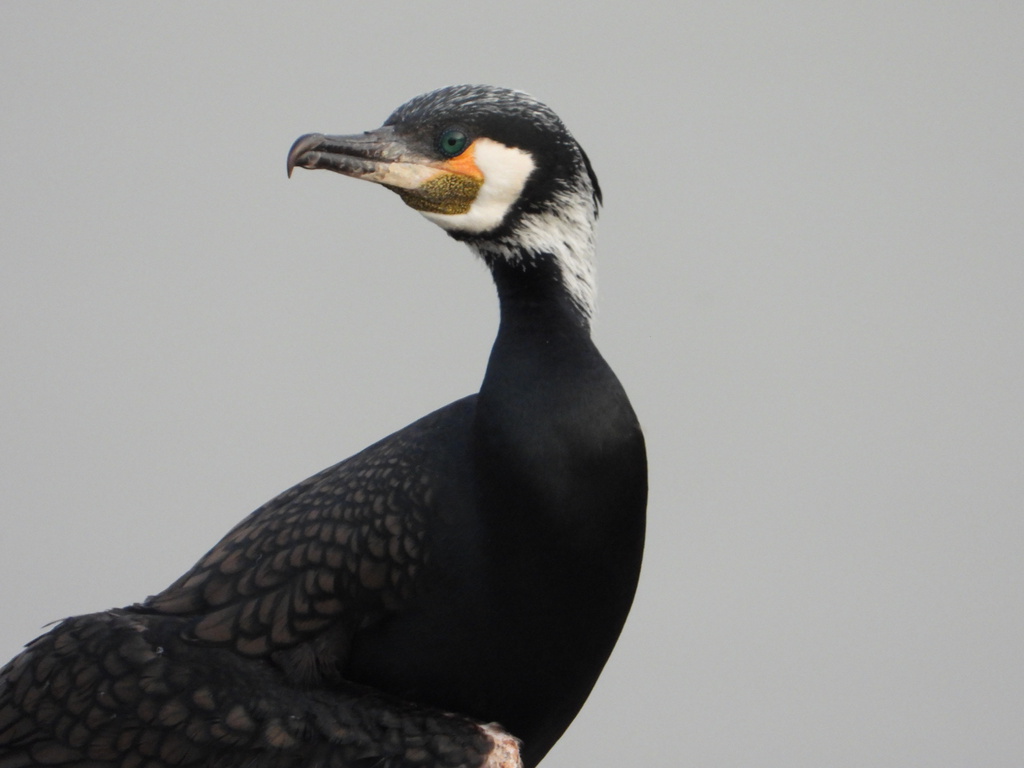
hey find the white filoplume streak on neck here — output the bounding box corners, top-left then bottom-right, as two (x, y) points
(498, 187), (598, 321)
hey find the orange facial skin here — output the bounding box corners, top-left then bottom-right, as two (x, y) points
(437, 141), (484, 181)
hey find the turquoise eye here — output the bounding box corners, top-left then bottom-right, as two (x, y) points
(438, 129), (469, 158)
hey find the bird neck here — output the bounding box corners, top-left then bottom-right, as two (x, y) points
(475, 247), (611, 420)
(484, 250), (592, 344)
(473, 244), (642, 543)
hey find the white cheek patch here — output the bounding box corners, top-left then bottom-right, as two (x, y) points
(420, 138), (535, 233)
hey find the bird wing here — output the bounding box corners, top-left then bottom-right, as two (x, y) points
(0, 396), (524, 768)
(140, 396), (475, 674)
(0, 609), (519, 768)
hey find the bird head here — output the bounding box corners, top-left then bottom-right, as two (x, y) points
(288, 85), (602, 319)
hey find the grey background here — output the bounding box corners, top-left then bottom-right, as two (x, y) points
(3, 3), (1023, 766)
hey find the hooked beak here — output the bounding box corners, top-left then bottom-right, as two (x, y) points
(287, 126), (484, 216)
(284, 126), (483, 217)
(286, 126), (446, 189)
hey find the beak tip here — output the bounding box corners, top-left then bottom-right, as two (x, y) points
(287, 133), (326, 179)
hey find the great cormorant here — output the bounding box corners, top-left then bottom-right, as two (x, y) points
(0, 85), (647, 768)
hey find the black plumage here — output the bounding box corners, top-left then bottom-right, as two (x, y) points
(0, 85), (646, 768)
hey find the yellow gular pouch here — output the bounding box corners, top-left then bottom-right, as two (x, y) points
(388, 173), (483, 215)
